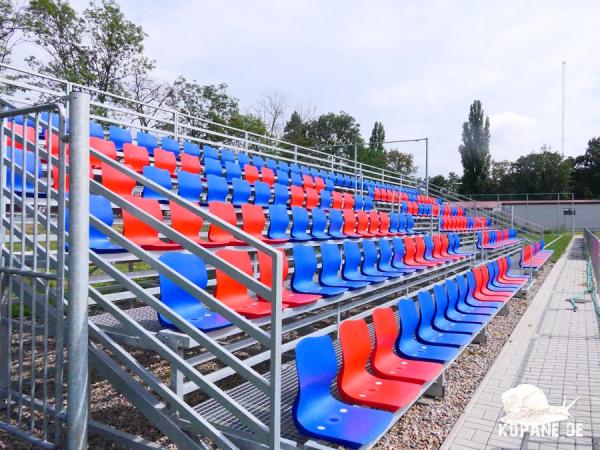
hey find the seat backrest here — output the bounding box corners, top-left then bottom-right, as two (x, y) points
(203, 145), (219, 161)
(320, 190), (332, 209)
(339, 319), (372, 380)
(159, 252), (208, 313)
(136, 131), (157, 155)
(122, 197), (163, 241)
(160, 136), (180, 155)
(362, 239), (379, 270)
(208, 201), (238, 243)
(265, 158), (278, 171)
(268, 205), (289, 239)
(378, 239), (394, 267)
(305, 188), (319, 210)
(444, 279), (460, 309)
(342, 193), (354, 210)
(206, 174), (228, 203)
(123, 143), (149, 172)
(329, 209), (343, 235)
(153, 148), (177, 175)
(108, 126), (131, 150)
(89, 121), (105, 139)
(433, 284), (450, 317)
(331, 191), (343, 209)
(183, 141), (200, 156)
(221, 148), (236, 164)
(417, 291), (435, 327)
(290, 185), (304, 207)
(261, 167), (275, 186)
(291, 172), (303, 187)
(276, 169), (289, 186)
(302, 174), (313, 189)
(389, 213), (399, 234)
(225, 160), (242, 181)
(291, 206), (310, 237)
(372, 307), (400, 360)
(272, 183), (289, 207)
(294, 335), (338, 400)
(257, 248), (288, 291)
(101, 161), (136, 196)
(170, 201), (203, 240)
(89, 137), (117, 168)
(88, 194), (115, 244)
(253, 180), (271, 206)
(142, 165), (172, 199)
(204, 157), (223, 177)
(177, 170), (203, 201)
(214, 250), (253, 306)
(252, 155), (264, 169)
(311, 207), (328, 237)
(292, 245), (317, 285)
(391, 237), (406, 266)
(368, 211), (380, 235)
(232, 177), (251, 205)
(241, 203), (266, 240)
(243, 164), (260, 184)
(320, 243), (342, 281)
(396, 299), (419, 343)
(356, 211), (370, 235)
(237, 152), (250, 168)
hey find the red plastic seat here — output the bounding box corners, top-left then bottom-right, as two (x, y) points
(338, 319), (422, 412)
(244, 164), (260, 184)
(290, 185), (304, 207)
(261, 167), (275, 186)
(414, 237), (439, 267)
(154, 148), (177, 175)
(356, 211), (375, 237)
(331, 191), (343, 210)
(207, 201), (244, 246)
(372, 307), (443, 383)
(257, 249), (320, 306)
(302, 175), (314, 190)
(368, 211), (385, 237)
(169, 201), (223, 248)
(342, 210), (360, 237)
(374, 187), (382, 201)
(472, 267), (510, 301)
(342, 193), (354, 210)
(101, 161), (136, 196)
(385, 190), (393, 202)
(403, 237), (433, 268)
(89, 137), (117, 169)
(478, 266), (513, 298)
(5, 123), (37, 150)
(379, 212), (392, 236)
(305, 188), (319, 210)
(214, 249), (280, 318)
(241, 203), (286, 244)
(314, 176), (325, 192)
(433, 235), (461, 261)
(122, 197), (181, 250)
(180, 153), (202, 174)
(123, 143), (149, 172)
(51, 157), (93, 191)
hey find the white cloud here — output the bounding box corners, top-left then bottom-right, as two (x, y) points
(489, 111), (538, 161)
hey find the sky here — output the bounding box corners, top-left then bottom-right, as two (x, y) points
(12, 0), (600, 177)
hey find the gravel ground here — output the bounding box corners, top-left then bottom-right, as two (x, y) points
(0, 263), (552, 450)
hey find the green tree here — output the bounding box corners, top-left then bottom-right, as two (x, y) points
(430, 174), (448, 190)
(24, 0), (150, 98)
(571, 138), (600, 199)
(510, 147), (572, 194)
(304, 111), (364, 160)
(490, 160), (514, 195)
(0, 0), (25, 64)
(228, 112), (268, 137)
(458, 100), (491, 195)
(360, 121), (386, 168)
(447, 171), (461, 193)
(282, 111), (310, 147)
(385, 149), (417, 175)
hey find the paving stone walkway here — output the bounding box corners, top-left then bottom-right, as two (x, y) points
(441, 237), (600, 450)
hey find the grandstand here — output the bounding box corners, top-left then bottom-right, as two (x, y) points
(0, 64), (556, 449)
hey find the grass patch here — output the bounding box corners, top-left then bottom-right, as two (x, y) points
(543, 232), (572, 263)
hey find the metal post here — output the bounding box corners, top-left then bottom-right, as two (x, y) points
(244, 131), (249, 152)
(425, 137), (429, 195)
(268, 251), (283, 449)
(174, 111), (179, 141)
(354, 143), (358, 195)
(556, 193), (560, 231)
(66, 92), (90, 450)
(571, 193), (575, 235)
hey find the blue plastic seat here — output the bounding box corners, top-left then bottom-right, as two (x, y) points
(378, 239), (412, 275)
(161, 136), (180, 155)
(273, 183), (289, 206)
(142, 166), (172, 200)
(294, 335), (393, 448)
(364, 196), (373, 211)
(487, 262), (521, 290)
(416, 290), (473, 346)
(325, 179), (335, 192)
(136, 131), (157, 156)
(231, 178), (251, 205)
(290, 163), (301, 173)
(396, 299), (460, 363)
(4, 148), (43, 195)
(205, 174), (228, 203)
(320, 244), (369, 289)
(290, 206), (311, 241)
(278, 161), (289, 172)
(389, 213), (400, 234)
(268, 205), (290, 240)
(265, 158), (278, 171)
(204, 157), (223, 177)
(291, 246), (347, 296)
(310, 207), (330, 240)
(183, 141), (201, 156)
(203, 145), (219, 161)
(342, 241), (387, 283)
(177, 171), (203, 201)
(252, 155), (265, 169)
(253, 181), (271, 206)
(225, 160), (242, 181)
(276, 169), (289, 185)
(429, 287), (483, 332)
(390, 237), (421, 272)
(406, 214), (416, 234)
(85, 195), (125, 253)
(354, 195), (364, 211)
(328, 209), (345, 239)
(237, 152), (250, 168)
(89, 121), (105, 139)
(436, 283), (490, 324)
(221, 148), (235, 164)
(158, 253), (231, 331)
(461, 274), (504, 309)
(445, 278), (495, 317)
(291, 172), (303, 186)
(320, 190), (332, 209)
(362, 240), (396, 279)
(108, 126), (132, 150)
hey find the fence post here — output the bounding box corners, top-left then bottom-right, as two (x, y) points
(174, 111), (179, 141)
(67, 92), (90, 450)
(244, 131), (249, 152)
(268, 251), (283, 449)
(294, 145), (298, 162)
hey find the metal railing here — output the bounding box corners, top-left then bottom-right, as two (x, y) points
(584, 229), (600, 297)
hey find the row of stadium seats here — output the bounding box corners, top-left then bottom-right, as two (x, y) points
(476, 229), (519, 250)
(520, 241), (553, 269)
(293, 256), (527, 447)
(440, 215), (491, 231)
